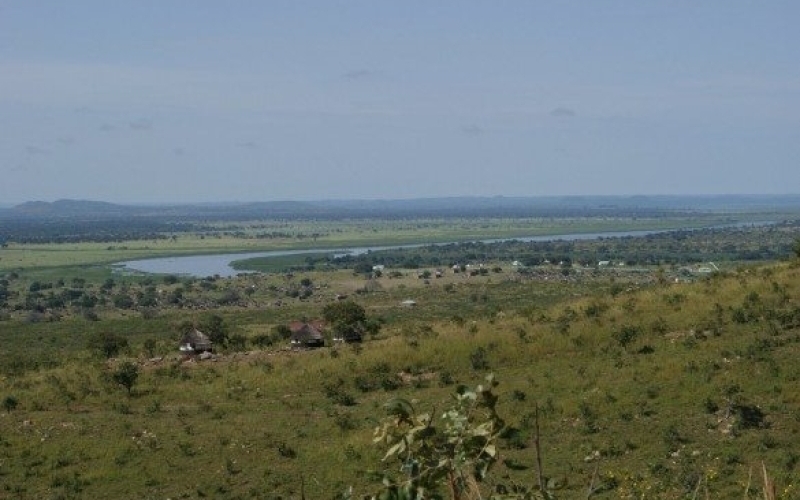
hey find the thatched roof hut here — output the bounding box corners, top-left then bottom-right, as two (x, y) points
(179, 329), (213, 353)
(290, 323), (325, 349)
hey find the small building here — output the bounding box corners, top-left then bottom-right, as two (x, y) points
(179, 329), (213, 354)
(290, 322), (325, 349)
(401, 299), (417, 307)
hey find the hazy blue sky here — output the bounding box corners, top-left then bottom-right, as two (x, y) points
(1, 1), (798, 203)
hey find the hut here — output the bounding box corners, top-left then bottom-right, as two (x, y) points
(290, 323), (325, 349)
(179, 329), (213, 354)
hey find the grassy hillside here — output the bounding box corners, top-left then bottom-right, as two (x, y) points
(2, 261), (800, 498)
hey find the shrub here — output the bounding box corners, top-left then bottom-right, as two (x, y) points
(333, 411), (359, 431)
(585, 300), (609, 318)
(89, 331), (129, 358)
(112, 293), (134, 309)
(704, 397), (719, 414)
(469, 346), (490, 371)
(112, 361), (139, 395)
(82, 308), (100, 322)
(662, 423), (687, 450)
(227, 334), (248, 352)
(650, 316), (668, 335)
(324, 379), (357, 406)
(2, 395), (19, 412)
(613, 324), (641, 348)
(500, 426), (529, 449)
(371, 375), (519, 499)
(143, 338), (157, 357)
(732, 403), (767, 430)
(251, 333), (274, 348)
(277, 442), (297, 459)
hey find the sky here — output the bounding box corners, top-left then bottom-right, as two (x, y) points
(1, 1), (799, 204)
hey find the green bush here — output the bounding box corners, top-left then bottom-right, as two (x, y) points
(2, 395), (19, 412)
(112, 361), (139, 395)
(89, 331), (129, 358)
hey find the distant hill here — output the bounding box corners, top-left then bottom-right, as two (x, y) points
(12, 199), (133, 216)
(8, 199), (328, 219)
(6, 194), (800, 221)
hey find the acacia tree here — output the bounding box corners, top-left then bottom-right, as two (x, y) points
(112, 361), (139, 396)
(323, 300), (372, 342)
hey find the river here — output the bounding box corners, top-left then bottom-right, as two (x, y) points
(113, 228), (683, 278)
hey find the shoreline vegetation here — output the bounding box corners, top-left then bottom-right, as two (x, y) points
(1, 197), (799, 498)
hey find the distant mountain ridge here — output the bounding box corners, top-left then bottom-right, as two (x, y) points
(8, 199), (324, 219)
(13, 199), (131, 216)
(6, 194), (800, 220)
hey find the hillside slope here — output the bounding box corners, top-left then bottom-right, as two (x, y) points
(1, 262), (799, 498)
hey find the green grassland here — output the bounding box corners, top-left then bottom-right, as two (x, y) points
(2, 255), (800, 498)
(0, 214), (767, 271)
(1, 213), (800, 499)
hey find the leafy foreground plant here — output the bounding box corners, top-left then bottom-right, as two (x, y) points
(350, 375), (787, 500)
(354, 374), (552, 500)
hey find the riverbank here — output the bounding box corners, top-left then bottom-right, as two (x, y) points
(116, 222), (780, 278)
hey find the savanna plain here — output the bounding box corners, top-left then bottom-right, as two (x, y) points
(2, 200), (800, 499)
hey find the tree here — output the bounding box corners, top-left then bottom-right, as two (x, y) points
(323, 301), (371, 343)
(323, 300), (366, 327)
(353, 261), (374, 276)
(201, 314), (229, 346)
(112, 361), (139, 395)
(176, 319), (195, 336)
(89, 331), (129, 358)
(272, 324), (292, 342)
(112, 293), (134, 309)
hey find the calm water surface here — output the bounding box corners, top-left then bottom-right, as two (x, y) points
(114, 229), (672, 278)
